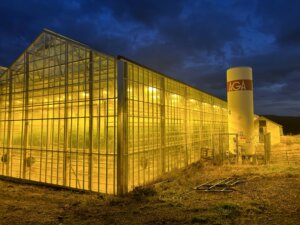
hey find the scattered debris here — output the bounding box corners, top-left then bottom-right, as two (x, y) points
(193, 176), (244, 192)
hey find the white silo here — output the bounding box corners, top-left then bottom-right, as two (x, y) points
(227, 67), (255, 157)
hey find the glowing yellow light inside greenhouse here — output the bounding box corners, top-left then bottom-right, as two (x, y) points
(55, 95), (65, 101)
(148, 86), (157, 92)
(213, 105), (219, 109)
(202, 102), (208, 107)
(171, 94), (179, 103)
(81, 92), (89, 98)
(171, 94), (178, 98)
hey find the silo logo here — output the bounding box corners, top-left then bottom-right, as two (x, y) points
(227, 79), (252, 92)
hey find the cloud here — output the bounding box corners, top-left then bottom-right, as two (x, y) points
(0, 0), (299, 116)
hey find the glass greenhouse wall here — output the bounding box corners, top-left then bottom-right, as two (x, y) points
(0, 66), (7, 75)
(0, 30), (118, 194)
(118, 58), (228, 192)
(0, 30), (228, 194)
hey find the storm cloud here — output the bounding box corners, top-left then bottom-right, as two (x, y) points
(0, 0), (299, 116)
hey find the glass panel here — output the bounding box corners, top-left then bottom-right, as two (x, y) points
(0, 31), (117, 194)
(125, 61), (228, 191)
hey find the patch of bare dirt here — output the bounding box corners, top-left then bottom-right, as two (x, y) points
(0, 163), (299, 225)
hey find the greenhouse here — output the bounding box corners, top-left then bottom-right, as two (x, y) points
(0, 29), (228, 194)
(0, 66), (7, 75)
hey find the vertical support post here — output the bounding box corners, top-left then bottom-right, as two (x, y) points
(184, 87), (188, 166)
(199, 95), (204, 159)
(220, 133), (223, 165)
(6, 69), (13, 176)
(117, 59), (128, 195)
(236, 134), (240, 164)
(212, 134), (215, 163)
(237, 133), (240, 164)
(63, 43), (69, 186)
(88, 50), (93, 190)
(22, 53), (30, 179)
(160, 77), (166, 174)
(264, 133), (271, 165)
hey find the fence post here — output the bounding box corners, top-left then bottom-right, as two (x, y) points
(264, 133), (271, 164)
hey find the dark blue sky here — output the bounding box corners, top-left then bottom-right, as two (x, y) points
(0, 0), (299, 116)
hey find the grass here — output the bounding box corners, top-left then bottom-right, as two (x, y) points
(129, 186), (158, 201)
(243, 200), (265, 214)
(191, 215), (211, 224)
(214, 202), (240, 217)
(0, 161), (300, 224)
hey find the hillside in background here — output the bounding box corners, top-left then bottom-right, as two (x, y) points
(263, 115), (300, 135)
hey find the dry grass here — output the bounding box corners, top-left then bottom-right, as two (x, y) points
(0, 162), (299, 225)
(271, 135), (300, 164)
